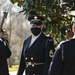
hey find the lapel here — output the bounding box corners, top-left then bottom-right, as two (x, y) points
(26, 33), (44, 55)
(23, 36), (31, 56)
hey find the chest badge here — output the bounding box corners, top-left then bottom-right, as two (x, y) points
(49, 50), (53, 57)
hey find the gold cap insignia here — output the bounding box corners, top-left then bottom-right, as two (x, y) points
(34, 16), (37, 19)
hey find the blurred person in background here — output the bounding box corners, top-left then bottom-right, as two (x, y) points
(57, 24), (73, 48)
(65, 24), (73, 40)
(48, 22), (75, 75)
(0, 35), (11, 75)
(0, 11), (11, 75)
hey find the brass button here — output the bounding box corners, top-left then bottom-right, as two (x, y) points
(31, 57), (33, 60)
(25, 57), (27, 60)
(32, 64), (34, 67)
(28, 62), (31, 65)
(33, 74), (35, 75)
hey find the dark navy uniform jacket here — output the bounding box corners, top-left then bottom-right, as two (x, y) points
(48, 38), (75, 75)
(17, 33), (55, 75)
(0, 38), (11, 75)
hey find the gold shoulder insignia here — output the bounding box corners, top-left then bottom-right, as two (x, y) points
(49, 50), (53, 57)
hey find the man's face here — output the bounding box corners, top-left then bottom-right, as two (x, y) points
(30, 24), (43, 36)
(31, 24), (42, 30)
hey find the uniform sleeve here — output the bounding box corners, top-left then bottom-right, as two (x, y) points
(43, 38), (55, 75)
(48, 47), (62, 75)
(17, 41), (25, 75)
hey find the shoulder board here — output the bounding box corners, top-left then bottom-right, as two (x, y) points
(48, 39), (53, 42)
(47, 37), (53, 42)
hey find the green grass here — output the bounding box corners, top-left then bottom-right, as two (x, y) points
(9, 65), (18, 72)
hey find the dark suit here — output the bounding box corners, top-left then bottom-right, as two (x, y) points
(48, 38), (75, 75)
(17, 33), (55, 75)
(0, 38), (11, 75)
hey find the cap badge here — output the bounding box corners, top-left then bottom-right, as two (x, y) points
(34, 16), (37, 19)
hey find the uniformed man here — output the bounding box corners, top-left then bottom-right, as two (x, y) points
(0, 29), (11, 75)
(48, 22), (75, 75)
(17, 15), (55, 75)
(0, 29), (11, 58)
(0, 37), (11, 75)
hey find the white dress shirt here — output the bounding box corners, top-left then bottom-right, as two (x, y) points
(29, 33), (41, 47)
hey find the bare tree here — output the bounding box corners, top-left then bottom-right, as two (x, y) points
(0, 0), (31, 65)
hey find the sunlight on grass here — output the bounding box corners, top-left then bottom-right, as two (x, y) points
(9, 65), (19, 72)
